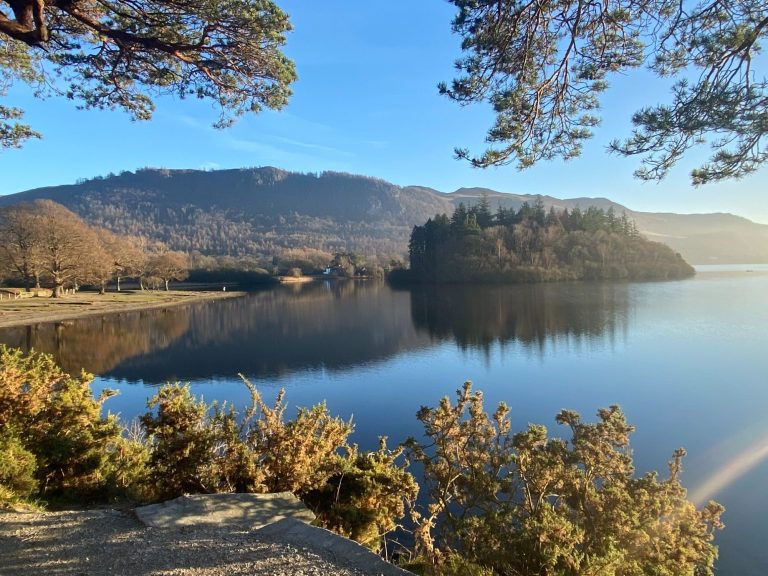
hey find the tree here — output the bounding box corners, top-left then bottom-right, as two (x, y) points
(0, 0), (296, 148)
(328, 252), (358, 277)
(148, 250), (188, 290)
(122, 236), (155, 290)
(443, 0), (768, 184)
(85, 234), (118, 295)
(99, 232), (147, 291)
(0, 203), (44, 290)
(30, 200), (95, 297)
(475, 194), (494, 228)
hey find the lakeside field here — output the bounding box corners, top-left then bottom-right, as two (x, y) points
(0, 288), (244, 329)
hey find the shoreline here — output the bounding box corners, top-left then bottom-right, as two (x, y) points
(0, 289), (246, 330)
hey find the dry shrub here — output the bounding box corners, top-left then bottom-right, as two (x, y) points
(0, 345), (137, 502)
(407, 382), (725, 576)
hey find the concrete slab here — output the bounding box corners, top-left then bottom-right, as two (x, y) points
(134, 492), (315, 529)
(257, 517), (414, 575)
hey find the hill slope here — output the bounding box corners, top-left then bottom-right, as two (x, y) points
(0, 167), (452, 258)
(1, 167), (765, 264)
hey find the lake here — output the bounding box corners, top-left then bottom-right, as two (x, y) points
(1, 266), (766, 575)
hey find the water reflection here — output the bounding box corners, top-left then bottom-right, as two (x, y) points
(0, 308), (190, 375)
(408, 283), (630, 352)
(0, 281), (634, 383)
(113, 282), (432, 384)
(0, 282), (435, 383)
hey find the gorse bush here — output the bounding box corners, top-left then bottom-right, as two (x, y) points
(138, 379), (354, 499)
(140, 384), (224, 499)
(244, 381), (352, 495)
(0, 430), (37, 502)
(405, 382), (725, 576)
(0, 347), (723, 573)
(0, 345), (129, 500)
(306, 438), (419, 550)
(137, 377), (417, 550)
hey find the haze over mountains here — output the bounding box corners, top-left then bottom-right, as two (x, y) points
(1, 167), (766, 264)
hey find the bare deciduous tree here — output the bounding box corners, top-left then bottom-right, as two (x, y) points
(149, 250), (189, 291)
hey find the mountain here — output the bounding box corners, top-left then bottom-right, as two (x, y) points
(1, 167), (766, 264)
(0, 167), (452, 258)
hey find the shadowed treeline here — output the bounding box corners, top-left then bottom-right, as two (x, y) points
(407, 282), (630, 352)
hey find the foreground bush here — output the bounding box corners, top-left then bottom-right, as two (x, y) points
(406, 382), (725, 576)
(138, 380), (355, 499)
(0, 430), (37, 502)
(138, 378), (417, 550)
(0, 345), (131, 500)
(305, 439), (419, 550)
(0, 346), (724, 572)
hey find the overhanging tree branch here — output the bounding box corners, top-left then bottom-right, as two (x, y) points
(0, 0), (296, 147)
(446, 0), (768, 184)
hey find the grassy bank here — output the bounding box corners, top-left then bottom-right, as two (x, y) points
(0, 289), (245, 329)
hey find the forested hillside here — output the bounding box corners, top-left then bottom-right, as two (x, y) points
(0, 168), (452, 261)
(2, 167), (766, 263)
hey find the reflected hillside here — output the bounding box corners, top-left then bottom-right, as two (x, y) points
(408, 283), (631, 352)
(0, 282), (635, 383)
(98, 282), (432, 383)
(0, 309), (190, 375)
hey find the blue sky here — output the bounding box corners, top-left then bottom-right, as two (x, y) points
(2, 0), (766, 224)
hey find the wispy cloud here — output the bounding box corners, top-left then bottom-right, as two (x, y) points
(215, 131), (353, 161)
(217, 134), (283, 155)
(163, 108), (354, 165)
(273, 135), (350, 156)
(363, 139), (389, 149)
(263, 109), (335, 133)
(168, 113), (208, 130)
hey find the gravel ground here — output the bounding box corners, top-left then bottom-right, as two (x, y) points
(0, 508), (372, 576)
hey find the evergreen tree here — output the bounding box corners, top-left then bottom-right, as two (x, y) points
(404, 203), (691, 283)
(0, 0), (296, 148)
(475, 195), (494, 229)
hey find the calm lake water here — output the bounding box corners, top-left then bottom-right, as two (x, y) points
(2, 266), (767, 574)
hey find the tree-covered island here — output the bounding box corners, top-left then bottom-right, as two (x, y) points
(402, 199), (694, 283)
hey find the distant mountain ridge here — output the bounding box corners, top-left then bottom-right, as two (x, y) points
(446, 188), (768, 264)
(1, 167), (766, 264)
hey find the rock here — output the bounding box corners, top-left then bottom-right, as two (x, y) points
(257, 518), (414, 576)
(134, 492), (315, 530)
